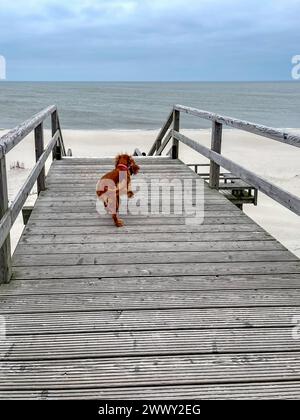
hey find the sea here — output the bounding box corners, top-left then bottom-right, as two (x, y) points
(0, 81), (300, 130)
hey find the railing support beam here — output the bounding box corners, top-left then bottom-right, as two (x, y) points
(209, 121), (223, 189)
(0, 156), (12, 284)
(35, 122), (45, 194)
(172, 109), (180, 159)
(51, 110), (62, 160)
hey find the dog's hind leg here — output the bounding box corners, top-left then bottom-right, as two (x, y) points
(112, 194), (124, 227)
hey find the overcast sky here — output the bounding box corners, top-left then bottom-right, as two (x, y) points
(0, 0), (299, 81)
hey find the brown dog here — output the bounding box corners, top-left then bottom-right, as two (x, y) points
(96, 154), (140, 227)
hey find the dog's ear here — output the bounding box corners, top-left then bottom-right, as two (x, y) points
(115, 154), (121, 168)
(129, 156), (140, 175)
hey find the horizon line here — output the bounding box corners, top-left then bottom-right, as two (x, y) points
(0, 80), (297, 83)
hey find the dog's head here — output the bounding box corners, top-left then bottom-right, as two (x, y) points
(115, 154), (140, 175)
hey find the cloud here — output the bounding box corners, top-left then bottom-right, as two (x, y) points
(0, 0), (300, 80)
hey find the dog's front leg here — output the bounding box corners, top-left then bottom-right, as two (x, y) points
(127, 179), (134, 199)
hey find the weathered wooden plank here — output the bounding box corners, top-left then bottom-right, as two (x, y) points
(1, 382), (300, 399)
(11, 261), (300, 280)
(31, 210), (241, 220)
(45, 191), (218, 199)
(2, 274), (300, 297)
(47, 170), (199, 177)
(0, 328), (298, 361)
(24, 221), (264, 232)
(35, 204), (236, 213)
(3, 273), (300, 296)
(2, 288), (300, 314)
(19, 231), (271, 245)
(1, 352), (300, 389)
(55, 157), (179, 165)
(3, 306), (300, 336)
(14, 240), (283, 255)
(49, 166), (189, 172)
(12, 250), (295, 267)
(29, 213), (245, 223)
(36, 196), (230, 203)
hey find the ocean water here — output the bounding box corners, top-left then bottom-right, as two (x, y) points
(0, 81), (300, 130)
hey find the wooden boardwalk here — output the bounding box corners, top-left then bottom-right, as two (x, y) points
(0, 156), (300, 399)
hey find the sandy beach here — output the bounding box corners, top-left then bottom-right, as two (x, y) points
(3, 128), (300, 257)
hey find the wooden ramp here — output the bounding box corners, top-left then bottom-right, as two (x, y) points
(1, 156), (300, 399)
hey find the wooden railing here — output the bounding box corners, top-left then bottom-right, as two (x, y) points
(0, 106), (66, 284)
(148, 104), (300, 216)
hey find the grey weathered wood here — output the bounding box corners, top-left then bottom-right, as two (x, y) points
(12, 261), (300, 280)
(2, 288), (300, 314)
(0, 382), (299, 400)
(0, 156), (11, 283)
(172, 109), (180, 159)
(209, 121), (223, 189)
(51, 110), (60, 160)
(13, 250), (295, 267)
(148, 110), (173, 156)
(56, 113), (66, 157)
(10, 133), (59, 224)
(173, 131), (300, 215)
(3, 306), (300, 335)
(2, 274), (300, 298)
(0, 131), (59, 250)
(1, 155), (300, 399)
(1, 352), (300, 389)
(156, 131), (173, 155)
(23, 222), (265, 233)
(174, 104), (300, 148)
(0, 328), (298, 361)
(26, 215), (253, 225)
(0, 105), (56, 158)
(19, 231), (271, 245)
(34, 123), (45, 194)
(13, 240), (283, 256)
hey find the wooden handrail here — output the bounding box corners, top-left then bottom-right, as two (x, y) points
(148, 110), (174, 156)
(149, 105), (300, 217)
(0, 106), (66, 283)
(173, 130), (300, 216)
(0, 105), (56, 158)
(156, 131), (173, 155)
(174, 104), (300, 148)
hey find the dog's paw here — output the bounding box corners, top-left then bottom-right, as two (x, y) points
(127, 191), (134, 199)
(115, 219), (124, 227)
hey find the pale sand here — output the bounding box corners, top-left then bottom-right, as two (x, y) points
(2, 128), (300, 257)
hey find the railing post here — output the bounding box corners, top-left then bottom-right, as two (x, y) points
(172, 110), (180, 159)
(35, 122), (45, 194)
(51, 110), (62, 160)
(209, 121), (223, 189)
(0, 155), (12, 284)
